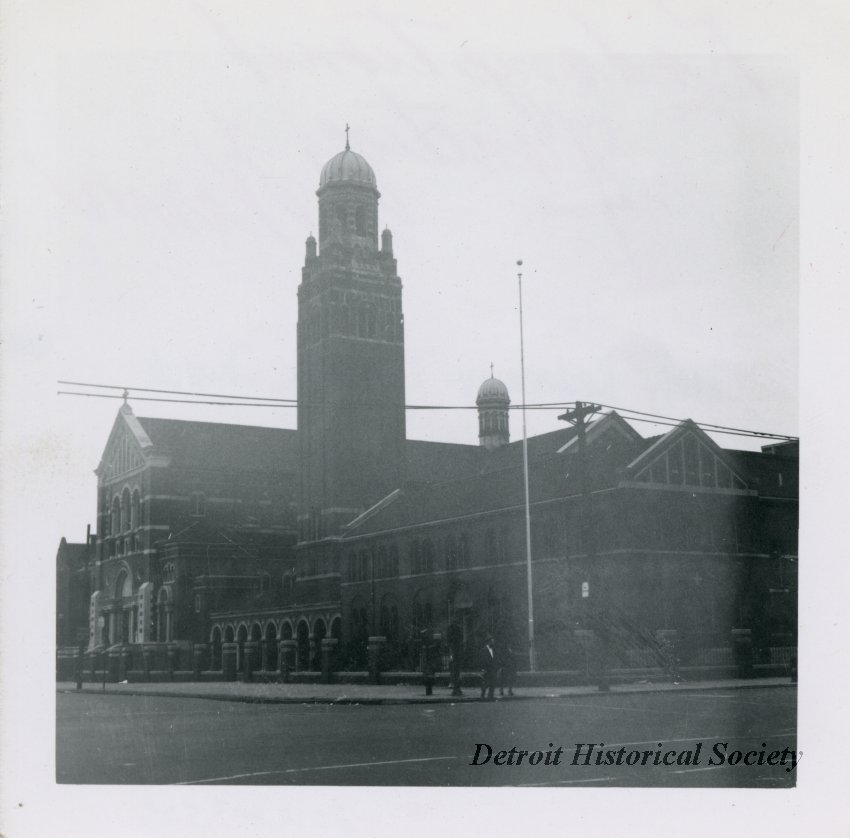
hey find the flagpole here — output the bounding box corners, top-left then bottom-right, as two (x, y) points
(517, 259), (535, 672)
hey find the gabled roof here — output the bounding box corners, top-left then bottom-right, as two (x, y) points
(136, 416), (299, 473)
(56, 538), (91, 570)
(96, 406), (299, 479)
(624, 419), (753, 493)
(556, 411), (643, 454)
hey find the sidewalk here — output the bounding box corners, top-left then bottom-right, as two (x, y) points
(57, 676), (795, 706)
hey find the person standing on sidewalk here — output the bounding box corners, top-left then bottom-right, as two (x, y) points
(420, 628), (436, 696)
(480, 635), (497, 700)
(498, 643), (517, 697)
(447, 621), (463, 697)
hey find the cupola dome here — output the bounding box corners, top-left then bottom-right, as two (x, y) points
(476, 375), (510, 403)
(319, 149), (377, 189)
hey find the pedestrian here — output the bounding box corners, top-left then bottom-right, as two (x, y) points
(75, 641), (85, 691)
(499, 643), (517, 697)
(420, 629), (436, 696)
(447, 621), (463, 697)
(480, 635), (497, 700)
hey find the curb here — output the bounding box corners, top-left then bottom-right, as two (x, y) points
(57, 679), (794, 707)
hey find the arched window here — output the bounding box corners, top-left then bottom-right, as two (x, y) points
(409, 540), (421, 575)
(111, 496), (120, 537)
(121, 487), (131, 532)
(296, 620), (310, 671)
(422, 538), (435, 573)
(355, 205), (367, 235)
(445, 534), (458, 570)
(265, 622), (278, 671)
(380, 596), (399, 639)
(131, 489), (141, 530)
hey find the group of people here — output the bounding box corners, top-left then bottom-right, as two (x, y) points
(478, 635), (517, 700)
(420, 626), (519, 699)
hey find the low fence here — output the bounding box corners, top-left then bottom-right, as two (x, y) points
(57, 635), (797, 687)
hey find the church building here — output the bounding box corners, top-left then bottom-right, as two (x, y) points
(56, 138), (798, 682)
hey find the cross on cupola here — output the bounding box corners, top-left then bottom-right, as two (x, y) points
(345, 123), (350, 150)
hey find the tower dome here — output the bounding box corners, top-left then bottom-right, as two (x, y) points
(476, 375), (510, 403)
(319, 148), (377, 190)
(476, 369), (510, 451)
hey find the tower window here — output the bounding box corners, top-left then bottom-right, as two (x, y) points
(355, 205), (366, 235)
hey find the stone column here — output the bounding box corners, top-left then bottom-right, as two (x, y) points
(107, 647), (121, 682)
(280, 640), (296, 682)
(367, 636), (387, 685)
(166, 642), (178, 681)
(259, 640), (269, 673)
(141, 643), (156, 682)
(222, 642), (238, 681)
(321, 638), (339, 684)
(244, 641), (259, 682)
(118, 645), (132, 681)
(193, 644), (208, 679)
(308, 635), (318, 672)
(89, 649), (100, 681)
(108, 611), (117, 646)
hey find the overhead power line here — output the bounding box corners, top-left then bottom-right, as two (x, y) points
(56, 380), (799, 442)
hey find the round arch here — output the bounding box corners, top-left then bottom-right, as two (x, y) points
(236, 624), (248, 670)
(330, 615), (342, 640)
(348, 596), (369, 669)
(114, 565), (133, 599)
(264, 621), (278, 671)
(295, 619), (310, 672)
(312, 617), (327, 672)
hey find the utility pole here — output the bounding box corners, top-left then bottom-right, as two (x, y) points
(559, 401), (608, 691)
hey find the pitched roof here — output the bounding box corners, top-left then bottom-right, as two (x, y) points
(405, 439), (481, 483)
(56, 539), (91, 570)
(725, 449), (799, 498)
(347, 438), (624, 536)
(135, 417), (299, 473)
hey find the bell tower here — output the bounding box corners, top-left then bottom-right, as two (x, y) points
(297, 135), (406, 541)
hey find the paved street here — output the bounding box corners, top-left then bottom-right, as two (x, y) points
(57, 685), (796, 787)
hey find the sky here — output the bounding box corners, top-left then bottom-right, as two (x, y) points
(3, 6), (801, 546)
(1, 2), (848, 835)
